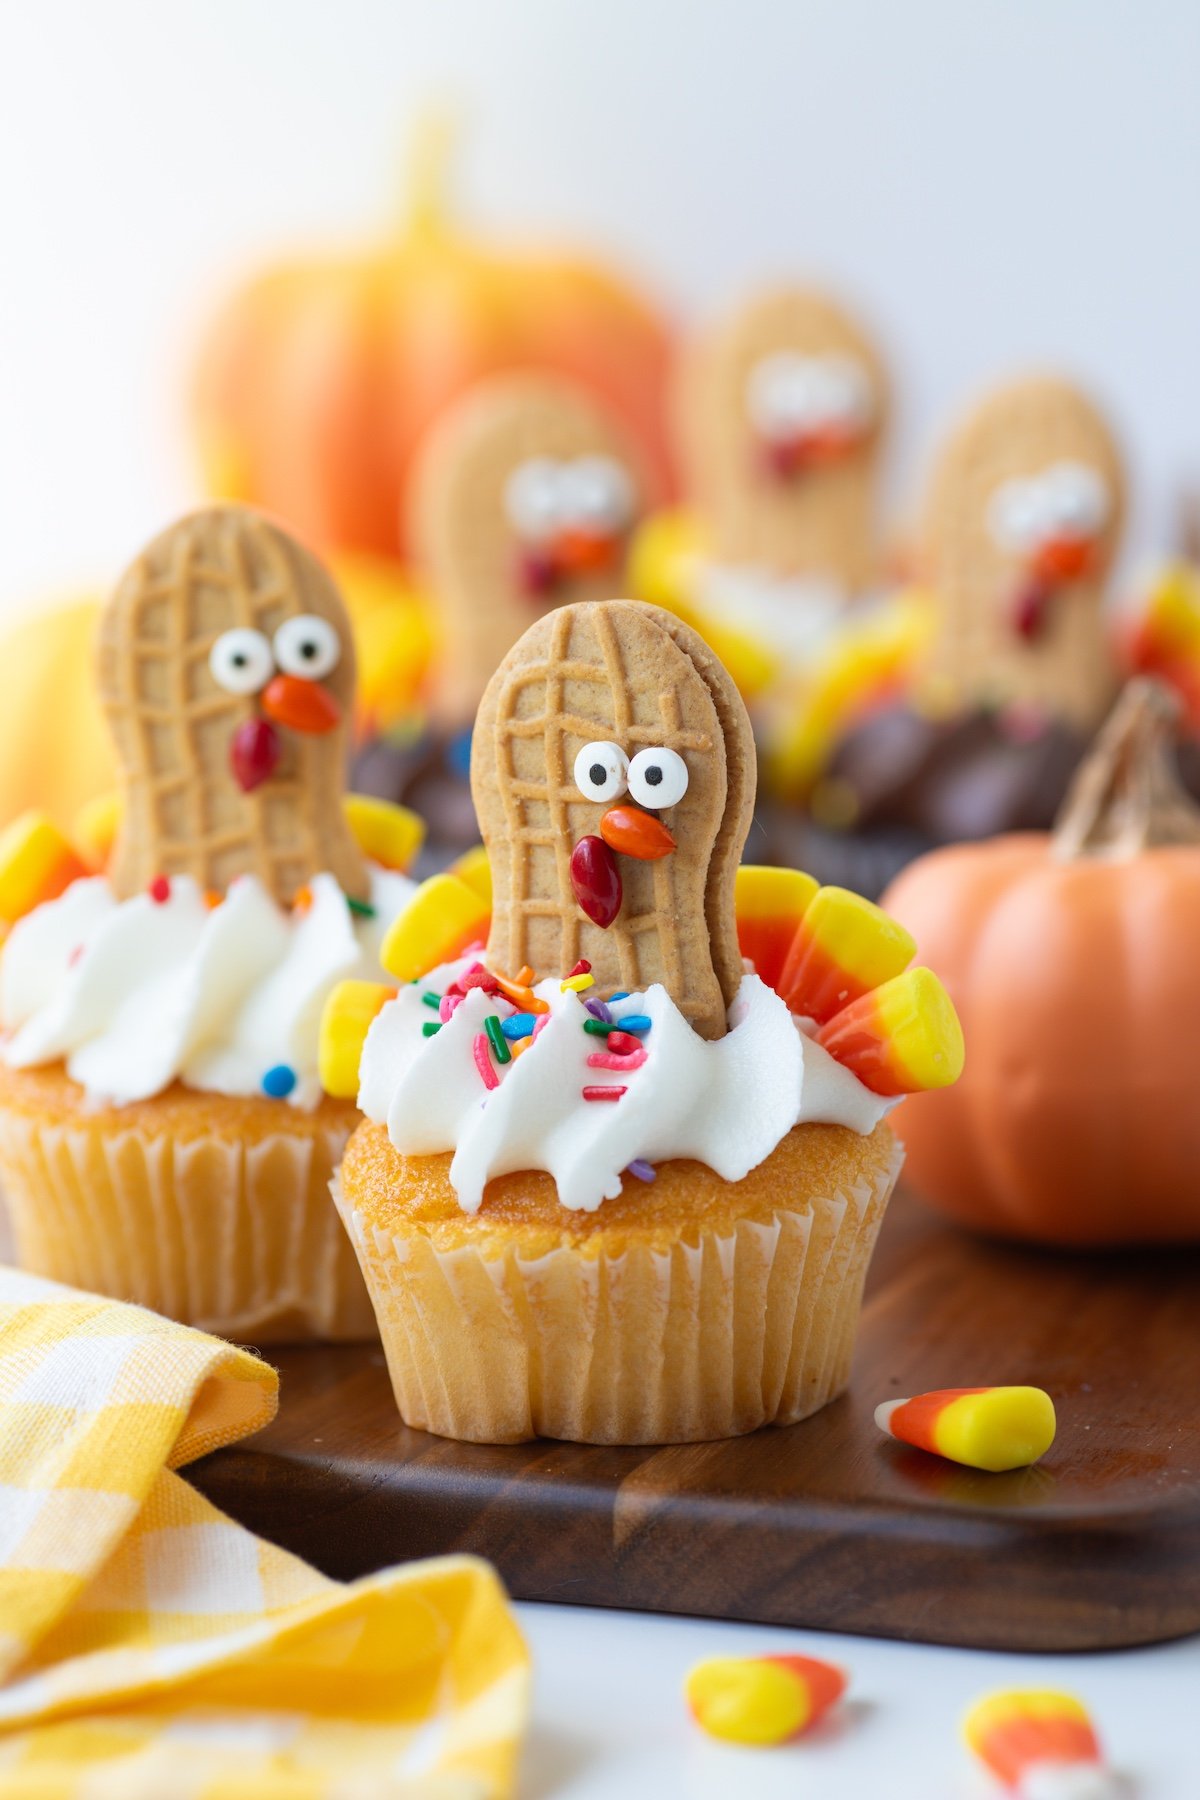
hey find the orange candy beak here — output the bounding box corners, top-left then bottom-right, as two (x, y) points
(554, 528), (621, 574)
(1032, 534), (1094, 583)
(599, 805), (676, 861)
(261, 674), (341, 735)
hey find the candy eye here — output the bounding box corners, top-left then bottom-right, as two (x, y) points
(1045, 462), (1108, 539)
(505, 458), (563, 541)
(573, 741), (628, 803)
(988, 478), (1047, 553)
(561, 456), (634, 532)
(273, 614), (341, 680)
(628, 746), (689, 808)
(209, 628), (274, 695)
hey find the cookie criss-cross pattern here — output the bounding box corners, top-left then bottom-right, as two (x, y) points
(489, 605), (716, 1019)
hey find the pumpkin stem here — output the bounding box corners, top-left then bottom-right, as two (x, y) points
(405, 111), (459, 246)
(1053, 677), (1200, 859)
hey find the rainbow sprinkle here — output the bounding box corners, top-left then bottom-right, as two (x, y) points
(613, 1013), (652, 1035)
(582, 1085), (627, 1102)
(438, 992), (463, 1023)
(421, 991), (441, 1009)
(502, 1013), (538, 1039)
(582, 1018), (622, 1038)
(484, 1013), (512, 1065)
(473, 1032), (499, 1091)
(347, 896), (376, 919)
(422, 1021), (441, 1038)
(625, 1159), (656, 1183)
(561, 972), (595, 994)
(584, 998), (613, 1023)
(587, 1047), (648, 1071)
(566, 959), (592, 979)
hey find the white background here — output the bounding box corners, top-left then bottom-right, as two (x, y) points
(1, 4), (1197, 1787)
(1, 0), (1198, 616)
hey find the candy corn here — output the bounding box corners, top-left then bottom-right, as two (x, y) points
(72, 791), (121, 870)
(342, 794), (425, 873)
(734, 865), (819, 990)
(0, 812), (90, 927)
(963, 1690), (1118, 1797)
(450, 844), (493, 907)
(380, 873), (491, 984)
(876, 1386), (1056, 1472)
(775, 885), (915, 1024)
(685, 1653), (846, 1748)
(318, 980), (396, 1098)
(816, 965), (964, 1095)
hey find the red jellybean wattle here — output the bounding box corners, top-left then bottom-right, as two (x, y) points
(570, 835), (622, 929)
(230, 717), (281, 792)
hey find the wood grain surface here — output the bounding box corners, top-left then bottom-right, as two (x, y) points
(190, 1191), (1200, 1652)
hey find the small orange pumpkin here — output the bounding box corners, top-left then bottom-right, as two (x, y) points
(883, 679), (1200, 1245)
(193, 119), (677, 562)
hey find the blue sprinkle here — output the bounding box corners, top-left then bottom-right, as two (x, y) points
(614, 1013), (652, 1035)
(608, 991), (630, 1003)
(261, 1063), (297, 1099)
(501, 1012), (537, 1040)
(625, 1159), (656, 1183)
(584, 997), (613, 1024)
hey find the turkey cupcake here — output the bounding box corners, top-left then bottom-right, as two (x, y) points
(0, 507), (424, 1341)
(325, 599), (962, 1442)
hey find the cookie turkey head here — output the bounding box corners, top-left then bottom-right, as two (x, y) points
(919, 375), (1124, 726)
(411, 374), (648, 730)
(471, 599), (755, 1040)
(680, 287), (887, 589)
(97, 505), (366, 904)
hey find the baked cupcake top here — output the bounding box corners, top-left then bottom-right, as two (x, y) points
(0, 507), (427, 1109)
(323, 599), (963, 1211)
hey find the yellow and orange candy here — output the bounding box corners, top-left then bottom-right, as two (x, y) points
(963, 1689), (1117, 1796)
(733, 866), (961, 1098)
(341, 794), (425, 873)
(380, 871), (491, 984)
(817, 966), (964, 1095)
(0, 812), (91, 928)
(685, 1652), (846, 1748)
(876, 1386), (1056, 1473)
(318, 979), (397, 1099)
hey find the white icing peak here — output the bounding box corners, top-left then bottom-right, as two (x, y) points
(358, 958), (894, 1214)
(0, 866), (415, 1109)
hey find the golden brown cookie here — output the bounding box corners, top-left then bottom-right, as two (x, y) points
(679, 287), (887, 586)
(471, 598), (755, 1039)
(410, 374), (648, 728)
(918, 374), (1125, 725)
(97, 505), (367, 904)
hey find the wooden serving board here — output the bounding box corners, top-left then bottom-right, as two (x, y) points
(192, 1193), (1200, 1653)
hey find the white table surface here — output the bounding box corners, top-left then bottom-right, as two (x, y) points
(514, 1601), (1193, 1797)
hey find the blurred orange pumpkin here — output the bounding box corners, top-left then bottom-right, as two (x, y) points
(194, 118), (678, 562)
(884, 680), (1200, 1245)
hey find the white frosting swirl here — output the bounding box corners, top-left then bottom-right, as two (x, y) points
(358, 958), (894, 1213)
(0, 866), (414, 1109)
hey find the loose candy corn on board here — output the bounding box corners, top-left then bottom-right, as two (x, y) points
(190, 1191), (1200, 1654)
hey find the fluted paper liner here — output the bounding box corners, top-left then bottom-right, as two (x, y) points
(334, 1140), (901, 1445)
(0, 1105), (375, 1342)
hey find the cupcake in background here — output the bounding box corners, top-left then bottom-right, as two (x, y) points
(323, 597), (963, 1444)
(773, 372), (1128, 894)
(352, 373), (653, 861)
(0, 506), (424, 1341)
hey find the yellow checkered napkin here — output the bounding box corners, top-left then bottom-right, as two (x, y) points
(0, 1266), (529, 1798)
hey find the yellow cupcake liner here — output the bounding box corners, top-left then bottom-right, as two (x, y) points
(335, 1142), (901, 1444)
(0, 1108), (375, 1342)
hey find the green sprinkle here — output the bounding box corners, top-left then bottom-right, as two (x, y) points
(484, 1013), (512, 1064)
(582, 1017), (618, 1037)
(421, 991), (441, 1009)
(422, 1021), (441, 1038)
(348, 896), (377, 919)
